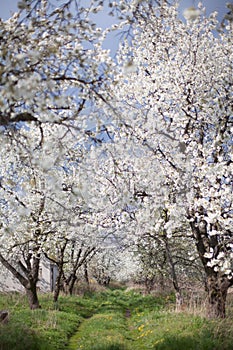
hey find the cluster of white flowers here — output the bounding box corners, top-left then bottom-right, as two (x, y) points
(101, 1), (233, 293)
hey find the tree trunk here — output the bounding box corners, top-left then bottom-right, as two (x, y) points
(25, 283), (41, 310)
(188, 211), (233, 318)
(84, 263), (89, 285)
(53, 264), (63, 303)
(206, 274), (230, 318)
(62, 275), (69, 295)
(0, 253), (41, 309)
(68, 274), (77, 295)
(44, 240), (68, 303)
(53, 275), (61, 303)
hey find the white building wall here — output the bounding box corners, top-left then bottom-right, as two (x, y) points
(0, 265), (24, 292)
(0, 256), (57, 293)
(38, 257), (52, 292)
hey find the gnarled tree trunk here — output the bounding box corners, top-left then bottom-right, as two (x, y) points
(0, 253), (41, 309)
(53, 263), (63, 303)
(189, 211), (233, 318)
(206, 274), (231, 318)
(25, 282), (41, 310)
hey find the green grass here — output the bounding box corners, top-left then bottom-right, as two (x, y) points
(127, 310), (222, 350)
(0, 293), (81, 350)
(68, 289), (233, 350)
(69, 312), (128, 350)
(0, 289), (233, 350)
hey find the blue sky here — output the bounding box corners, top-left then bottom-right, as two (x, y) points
(0, 0), (230, 54)
(1, 0), (229, 20)
(179, 0), (229, 18)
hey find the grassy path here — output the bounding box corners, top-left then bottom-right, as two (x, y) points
(67, 290), (228, 350)
(68, 289), (159, 350)
(1, 289), (232, 350)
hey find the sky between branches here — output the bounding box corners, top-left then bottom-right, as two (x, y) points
(1, 0), (229, 20)
(1, 0), (230, 53)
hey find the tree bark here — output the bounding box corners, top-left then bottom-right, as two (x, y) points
(53, 264), (63, 303)
(0, 253), (41, 309)
(206, 274), (230, 318)
(189, 211), (233, 318)
(68, 274), (77, 295)
(63, 245), (96, 295)
(84, 262), (90, 286)
(25, 283), (41, 310)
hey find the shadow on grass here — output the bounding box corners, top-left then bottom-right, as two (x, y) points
(0, 326), (42, 350)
